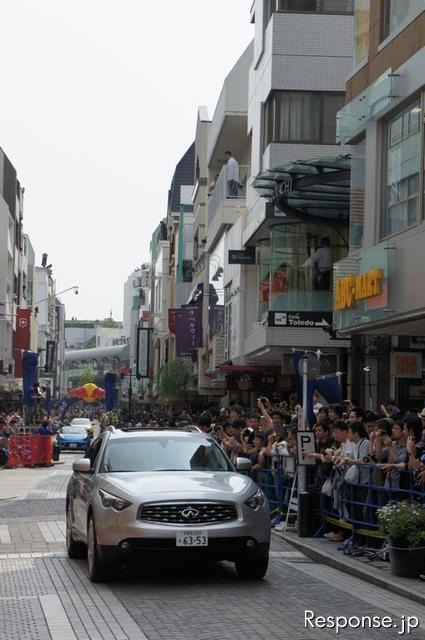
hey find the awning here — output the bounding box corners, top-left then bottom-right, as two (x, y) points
(252, 155), (351, 223)
(218, 364), (281, 373)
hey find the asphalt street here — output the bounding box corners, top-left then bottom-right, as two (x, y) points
(1, 454), (425, 640)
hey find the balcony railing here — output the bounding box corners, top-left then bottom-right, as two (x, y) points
(207, 165), (250, 227)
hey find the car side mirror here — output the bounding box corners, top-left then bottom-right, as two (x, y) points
(73, 458), (92, 473)
(236, 457), (252, 472)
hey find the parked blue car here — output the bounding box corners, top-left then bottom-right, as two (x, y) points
(56, 426), (90, 451)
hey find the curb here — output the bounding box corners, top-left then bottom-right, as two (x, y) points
(272, 530), (425, 607)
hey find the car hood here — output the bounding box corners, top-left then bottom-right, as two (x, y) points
(100, 471), (255, 501)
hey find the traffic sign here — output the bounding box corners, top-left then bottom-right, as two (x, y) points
(268, 311), (332, 328)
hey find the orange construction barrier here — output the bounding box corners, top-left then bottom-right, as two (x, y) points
(7, 435), (53, 467)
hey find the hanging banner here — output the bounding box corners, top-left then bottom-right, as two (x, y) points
(14, 308), (31, 377)
(209, 305), (225, 336)
(175, 310), (191, 357)
(183, 304), (202, 350)
(104, 372), (118, 410)
(45, 340), (56, 372)
(22, 351), (39, 407)
(136, 328), (152, 378)
(168, 309), (179, 335)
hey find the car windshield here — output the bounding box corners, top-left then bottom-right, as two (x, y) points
(99, 437), (232, 473)
(71, 419), (90, 425)
(62, 426), (87, 434)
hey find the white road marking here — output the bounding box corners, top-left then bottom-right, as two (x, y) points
(0, 525), (11, 544)
(39, 594), (78, 640)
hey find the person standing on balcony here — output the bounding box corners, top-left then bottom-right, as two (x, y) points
(224, 150), (240, 198)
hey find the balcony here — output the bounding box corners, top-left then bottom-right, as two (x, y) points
(206, 165), (249, 251)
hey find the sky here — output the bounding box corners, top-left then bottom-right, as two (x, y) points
(0, 0), (254, 321)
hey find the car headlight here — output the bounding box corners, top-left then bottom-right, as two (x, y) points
(245, 488), (266, 510)
(98, 489), (132, 512)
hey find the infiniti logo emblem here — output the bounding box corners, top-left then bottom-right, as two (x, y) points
(181, 507), (199, 519)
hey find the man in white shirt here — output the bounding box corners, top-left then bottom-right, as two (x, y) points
(309, 236), (332, 290)
(224, 150), (240, 198)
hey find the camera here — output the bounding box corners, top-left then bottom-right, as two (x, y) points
(243, 427), (255, 444)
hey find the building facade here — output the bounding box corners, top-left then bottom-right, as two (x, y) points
(334, 0), (425, 409)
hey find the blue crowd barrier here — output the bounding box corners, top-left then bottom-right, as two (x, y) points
(251, 457), (425, 537)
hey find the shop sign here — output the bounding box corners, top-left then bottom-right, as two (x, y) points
(268, 311), (332, 328)
(335, 269), (383, 310)
(228, 248), (255, 265)
(391, 352), (422, 379)
(136, 328), (152, 378)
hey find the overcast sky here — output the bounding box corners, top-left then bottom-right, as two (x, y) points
(0, 1), (253, 321)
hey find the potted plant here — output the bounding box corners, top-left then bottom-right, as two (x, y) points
(377, 500), (425, 578)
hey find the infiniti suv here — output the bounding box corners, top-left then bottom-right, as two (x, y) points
(66, 428), (270, 582)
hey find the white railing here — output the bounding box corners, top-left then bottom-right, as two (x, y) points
(207, 165), (250, 227)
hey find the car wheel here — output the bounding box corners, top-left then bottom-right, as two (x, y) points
(87, 515), (109, 583)
(234, 544), (269, 580)
(66, 506), (86, 559)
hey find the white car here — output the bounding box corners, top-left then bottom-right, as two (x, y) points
(66, 428), (271, 582)
(70, 418), (94, 435)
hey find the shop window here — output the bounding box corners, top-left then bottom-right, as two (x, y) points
(264, 91), (344, 147)
(382, 0), (424, 40)
(382, 99), (421, 238)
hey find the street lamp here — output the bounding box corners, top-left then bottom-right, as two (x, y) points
(34, 285), (79, 307)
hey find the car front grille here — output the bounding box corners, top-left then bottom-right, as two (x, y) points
(139, 502), (238, 525)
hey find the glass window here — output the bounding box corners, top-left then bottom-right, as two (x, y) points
(277, 0), (353, 12)
(257, 223), (348, 316)
(354, 0), (370, 65)
(323, 94), (345, 143)
(382, 100), (421, 237)
(383, 0), (424, 39)
(264, 92), (343, 146)
(100, 437), (232, 473)
(279, 0), (318, 10)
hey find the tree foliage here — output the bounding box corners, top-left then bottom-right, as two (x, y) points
(157, 359), (189, 400)
(79, 366), (95, 386)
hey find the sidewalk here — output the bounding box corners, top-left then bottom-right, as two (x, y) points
(274, 529), (425, 607)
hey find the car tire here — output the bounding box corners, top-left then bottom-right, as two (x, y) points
(234, 544), (269, 580)
(87, 515), (110, 583)
(66, 506), (86, 559)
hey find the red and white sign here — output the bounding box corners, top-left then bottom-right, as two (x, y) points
(14, 308), (31, 378)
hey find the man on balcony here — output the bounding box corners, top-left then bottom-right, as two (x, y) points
(224, 150), (240, 198)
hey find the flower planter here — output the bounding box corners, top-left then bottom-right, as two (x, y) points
(388, 538), (425, 578)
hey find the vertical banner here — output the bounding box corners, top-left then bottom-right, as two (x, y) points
(104, 372), (118, 410)
(14, 308), (31, 377)
(22, 351), (39, 406)
(175, 310), (191, 357)
(209, 305), (225, 336)
(45, 340), (56, 372)
(183, 304), (202, 350)
(136, 328), (152, 378)
(168, 309), (179, 335)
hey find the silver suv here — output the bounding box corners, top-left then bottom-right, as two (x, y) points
(66, 428), (270, 582)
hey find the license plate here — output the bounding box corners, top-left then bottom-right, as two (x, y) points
(70, 443), (77, 448)
(176, 530), (208, 547)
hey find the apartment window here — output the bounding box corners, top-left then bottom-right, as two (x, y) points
(354, 0), (370, 65)
(383, 0), (424, 39)
(278, 0), (353, 13)
(382, 99), (421, 237)
(264, 91), (344, 146)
